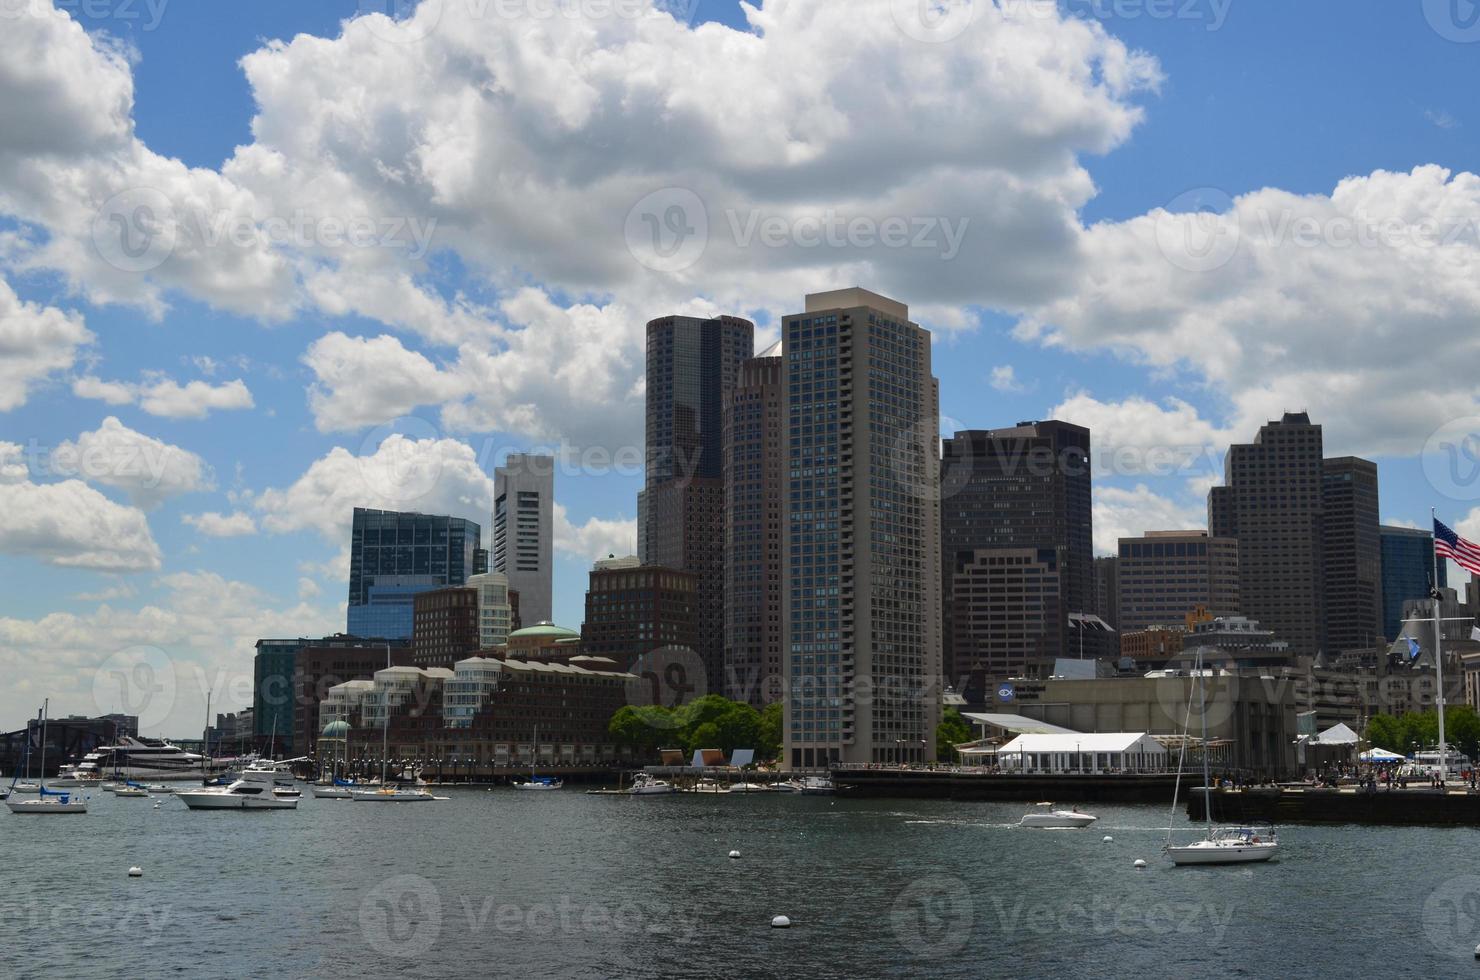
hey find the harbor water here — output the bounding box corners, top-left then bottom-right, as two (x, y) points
(4, 789), (1477, 978)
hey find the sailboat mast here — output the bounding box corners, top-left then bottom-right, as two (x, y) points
(1198, 650), (1213, 833)
(39, 699), (48, 790)
(1432, 507), (1448, 783)
(381, 642), (390, 784)
(202, 688), (211, 780)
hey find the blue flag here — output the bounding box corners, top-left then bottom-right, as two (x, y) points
(1407, 637), (1422, 661)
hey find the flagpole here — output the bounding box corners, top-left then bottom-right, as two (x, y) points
(1433, 507), (1448, 786)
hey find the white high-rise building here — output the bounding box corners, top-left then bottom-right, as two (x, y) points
(493, 453), (554, 625)
(782, 288), (942, 770)
(467, 571), (514, 650)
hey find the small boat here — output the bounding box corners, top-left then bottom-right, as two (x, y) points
(309, 778), (360, 799)
(628, 773), (675, 796)
(1019, 803), (1097, 829)
(112, 783), (150, 798)
(728, 781), (773, 794)
(512, 776), (564, 791)
(350, 785), (435, 802)
(687, 779), (731, 794)
(177, 779), (299, 810)
(799, 776), (835, 795)
(145, 784), (174, 794)
(8, 701), (88, 814)
(1167, 826), (1278, 865)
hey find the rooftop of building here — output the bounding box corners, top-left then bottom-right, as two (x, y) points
(803, 286), (907, 319)
(508, 622), (581, 639)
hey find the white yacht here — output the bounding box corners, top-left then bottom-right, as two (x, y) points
(1019, 803), (1097, 829)
(112, 783), (150, 798)
(177, 779), (299, 810)
(351, 785), (435, 802)
(72, 738), (237, 781)
(799, 776), (835, 795)
(728, 781), (773, 794)
(628, 773), (675, 795)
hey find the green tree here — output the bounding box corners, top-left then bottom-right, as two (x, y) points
(1399, 710), (1439, 752)
(687, 721), (723, 755)
(1365, 713), (1402, 753)
(608, 704), (673, 756)
(757, 702), (783, 761)
(1445, 706), (1480, 762)
(936, 707), (972, 762)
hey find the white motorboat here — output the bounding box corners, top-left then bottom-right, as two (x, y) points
(799, 776), (835, 795)
(1167, 826), (1279, 865)
(272, 785), (301, 798)
(177, 779), (298, 810)
(771, 780), (803, 793)
(1164, 647), (1281, 866)
(728, 781), (773, 794)
(512, 778), (563, 790)
(687, 779), (731, 794)
(1019, 803), (1097, 829)
(628, 773), (675, 795)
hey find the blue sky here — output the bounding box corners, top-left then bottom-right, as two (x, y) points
(3, 0), (1479, 733)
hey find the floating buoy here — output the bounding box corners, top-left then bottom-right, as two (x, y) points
(128, 866), (143, 877)
(1102, 835), (1113, 843)
(728, 850), (741, 859)
(771, 915), (791, 929)
(1133, 859), (1146, 869)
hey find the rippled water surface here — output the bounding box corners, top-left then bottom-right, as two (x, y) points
(4, 788), (1476, 978)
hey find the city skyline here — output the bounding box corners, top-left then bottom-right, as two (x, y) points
(3, 0), (1480, 736)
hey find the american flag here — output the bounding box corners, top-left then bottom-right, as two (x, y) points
(1434, 518), (1480, 576)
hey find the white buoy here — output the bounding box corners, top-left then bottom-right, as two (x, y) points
(1102, 835), (1113, 843)
(127, 866), (143, 877)
(728, 850), (741, 859)
(771, 915), (791, 929)
(1133, 859), (1146, 869)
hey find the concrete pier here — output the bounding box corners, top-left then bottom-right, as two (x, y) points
(831, 767), (1183, 802)
(1189, 786), (1480, 826)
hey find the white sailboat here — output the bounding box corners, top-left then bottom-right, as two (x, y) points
(512, 727), (563, 790)
(1165, 648), (1278, 866)
(352, 644), (434, 802)
(7, 701), (88, 814)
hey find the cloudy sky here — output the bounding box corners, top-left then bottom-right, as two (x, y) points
(2, 0), (1479, 735)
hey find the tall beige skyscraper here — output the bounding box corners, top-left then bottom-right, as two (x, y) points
(493, 453), (554, 625)
(781, 288), (941, 769)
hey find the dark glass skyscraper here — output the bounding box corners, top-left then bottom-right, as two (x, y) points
(1322, 457), (1382, 654)
(1210, 413), (1325, 658)
(1380, 524), (1446, 641)
(939, 420), (1096, 688)
(346, 507), (481, 640)
(639, 313), (754, 698)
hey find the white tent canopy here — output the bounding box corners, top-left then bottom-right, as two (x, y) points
(1311, 723), (1359, 746)
(995, 732), (1168, 774)
(1359, 747), (1405, 762)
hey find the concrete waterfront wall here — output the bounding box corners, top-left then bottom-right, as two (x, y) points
(831, 768), (1183, 803)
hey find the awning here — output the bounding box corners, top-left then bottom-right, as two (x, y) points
(1311, 722), (1359, 746)
(961, 713), (1079, 735)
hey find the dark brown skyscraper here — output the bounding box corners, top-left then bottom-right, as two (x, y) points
(940, 421), (1096, 691)
(723, 343), (785, 706)
(1209, 412), (1325, 658)
(638, 314), (754, 697)
(581, 559), (698, 673)
(1116, 531), (1239, 634)
(411, 586), (481, 668)
(1322, 456), (1382, 655)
